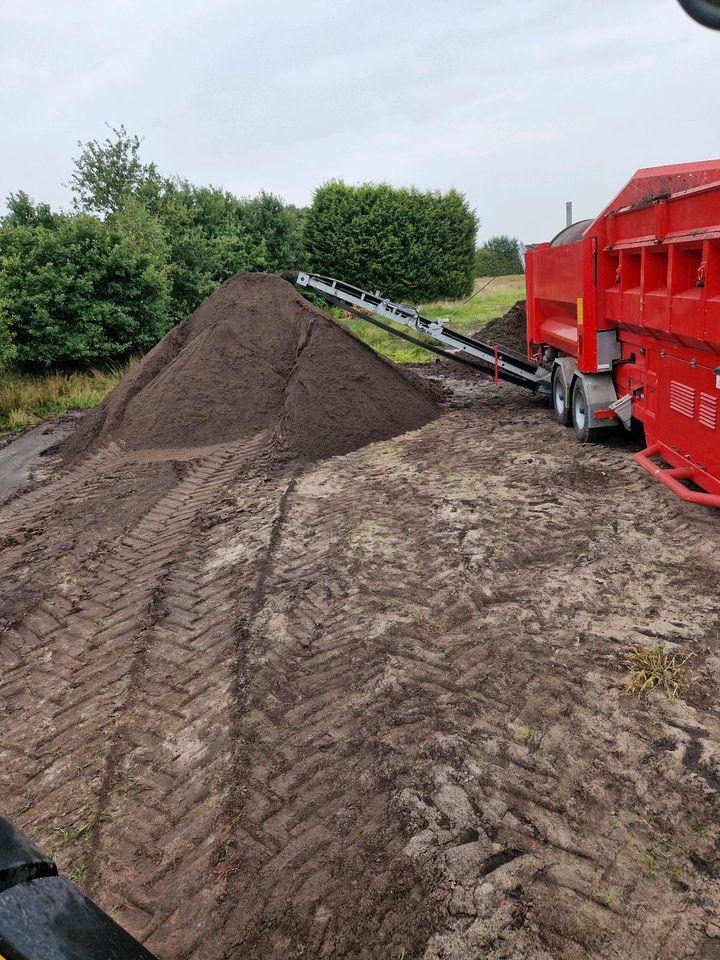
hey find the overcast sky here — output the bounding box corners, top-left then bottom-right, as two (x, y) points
(1, 0), (719, 243)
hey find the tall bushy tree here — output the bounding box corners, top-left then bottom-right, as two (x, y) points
(68, 124), (164, 218)
(4, 191), (58, 229)
(0, 303), (16, 369)
(303, 182), (477, 302)
(239, 192), (307, 272)
(68, 126), (309, 319)
(153, 183), (269, 319)
(0, 207), (171, 366)
(475, 235), (523, 276)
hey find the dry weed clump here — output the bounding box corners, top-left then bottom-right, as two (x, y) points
(621, 643), (691, 701)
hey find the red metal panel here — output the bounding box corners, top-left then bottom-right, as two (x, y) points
(525, 160), (720, 501)
(525, 240), (586, 363)
(531, 243), (584, 302)
(699, 392), (717, 430)
(658, 356), (720, 477)
(669, 379), (696, 418)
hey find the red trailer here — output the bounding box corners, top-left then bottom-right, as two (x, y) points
(300, 161), (720, 508)
(525, 160), (720, 506)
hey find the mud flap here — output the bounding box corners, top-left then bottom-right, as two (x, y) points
(574, 372), (619, 433)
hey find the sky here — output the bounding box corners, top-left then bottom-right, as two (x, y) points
(1, 0), (719, 244)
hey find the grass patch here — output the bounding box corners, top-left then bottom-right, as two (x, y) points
(622, 644), (691, 701)
(0, 359), (136, 436)
(342, 275), (525, 363)
(345, 517), (380, 547)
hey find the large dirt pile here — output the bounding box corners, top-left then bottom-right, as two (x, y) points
(475, 299), (527, 355)
(61, 274), (439, 464)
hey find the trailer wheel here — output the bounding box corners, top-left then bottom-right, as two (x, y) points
(572, 380), (603, 443)
(552, 369), (572, 426)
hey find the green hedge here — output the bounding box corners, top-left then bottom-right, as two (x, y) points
(0, 186), (308, 368)
(0, 127), (481, 371)
(0, 211), (171, 367)
(304, 182), (477, 303)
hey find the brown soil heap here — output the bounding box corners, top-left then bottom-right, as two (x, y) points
(476, 299), (527, 355)
(62, 273), (439, 464)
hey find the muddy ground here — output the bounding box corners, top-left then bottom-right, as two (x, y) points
(2, 362), (720, 959)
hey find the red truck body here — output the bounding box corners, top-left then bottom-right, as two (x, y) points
(525, 160), (720, 505)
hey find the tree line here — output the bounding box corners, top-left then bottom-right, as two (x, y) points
(475, 234), (523, 277)
(0, 126), (521, 370)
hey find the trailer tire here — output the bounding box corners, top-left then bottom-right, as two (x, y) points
(572, 380), (604, 443)
(552, 369), (572, 426)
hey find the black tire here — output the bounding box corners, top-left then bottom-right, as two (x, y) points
(552, 369), (572, 426)
(677, 0), (720, 30)
(572, 379), (604, 444)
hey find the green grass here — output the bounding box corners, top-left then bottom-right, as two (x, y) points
(342, 275), (525, 363)
(0, 359), (136, 436)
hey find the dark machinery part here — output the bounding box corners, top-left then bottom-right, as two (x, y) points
(297, 273), (551, 395)
(0, 817), (156, 960)
(321, 292), (496, 371)
(548, 219), (594, 247)
(322, 292), (543, 389)
(678, 0), (720, 29)
(0, 820), (57, 895)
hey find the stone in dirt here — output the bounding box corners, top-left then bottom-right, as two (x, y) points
(60, 274), (439, 464)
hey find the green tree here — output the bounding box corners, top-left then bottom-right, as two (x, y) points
(0, 211), (171, 366)
(238, 192), (307, 272)
(475, 234), (523, 276)
(4, 191), (58, 229)
(110, 196), (170, 271)
(303, 182), (477, 302)
(70, 125), (309, 319)
(0, 126), (316, 371)
(154, 183), (269, 320)
(68, 124), (164, 218)
(0, 307), (16, 369)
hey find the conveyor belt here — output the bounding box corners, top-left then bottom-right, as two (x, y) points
(297, 273), (550, 395)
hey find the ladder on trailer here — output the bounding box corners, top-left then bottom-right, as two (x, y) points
(296, 273), (551, 395)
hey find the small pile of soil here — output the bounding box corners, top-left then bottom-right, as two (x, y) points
(475, 300), (527, 355)
(61, 274), (439, 464)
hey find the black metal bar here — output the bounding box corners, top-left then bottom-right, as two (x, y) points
(0, 819), (57, 894)
(421, 319), (538, 374)
(326, 295), (542, 392)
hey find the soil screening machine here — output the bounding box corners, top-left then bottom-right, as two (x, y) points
(527, 160), (720, 505)
(300, 160), (720, 507)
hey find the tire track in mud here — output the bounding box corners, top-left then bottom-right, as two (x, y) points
(0, 435), (274, 955)
(82, 470), (299, 960)
(222, 405), (720, 960)
(0, 443), (124, 532)
(216, 430), (600, 958)
(220, 454), (444, 960)
(389, 409), (720, 960)
(3, 372), (720, 959)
